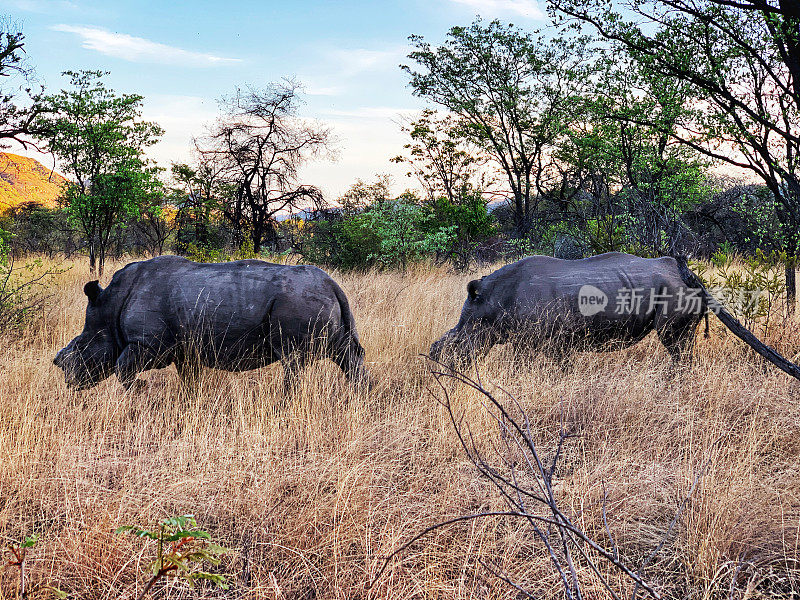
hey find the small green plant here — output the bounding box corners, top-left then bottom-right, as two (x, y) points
(5, 534), (38, 599)
(3, 534), (64, 599)
(695, 250), (786, 335)
(116, 515), (228, 599)
(232, 236), (258, 260)
(710, 241), (737, 267)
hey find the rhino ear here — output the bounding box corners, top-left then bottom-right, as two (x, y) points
(84, 280), (103, 304)
(467, 279), (482, 300)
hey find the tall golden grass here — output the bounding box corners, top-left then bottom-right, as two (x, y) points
(0, 256), (799, 599)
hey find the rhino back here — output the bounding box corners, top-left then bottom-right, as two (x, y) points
(474, 253), (685, 321)
(108, 257), (343, 350)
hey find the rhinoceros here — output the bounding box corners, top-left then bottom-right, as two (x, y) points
(54, 256), (370, 391)
(430, 252), (800, 380)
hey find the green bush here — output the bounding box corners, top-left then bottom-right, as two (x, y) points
(300, 191), (496, 271)
(300, 213), (381, 270)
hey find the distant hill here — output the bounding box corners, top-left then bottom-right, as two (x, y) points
(0, 153), (68, 213)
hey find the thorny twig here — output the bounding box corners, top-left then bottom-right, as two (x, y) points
(6, 545), (27, 600)
(371, 356), (717, 600)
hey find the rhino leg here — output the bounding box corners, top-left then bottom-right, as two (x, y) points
(115, 342), (160, 391)
(281, 352), (309, 396)
(657, 317), (701, 367)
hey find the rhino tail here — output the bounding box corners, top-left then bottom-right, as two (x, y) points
(330, 281), (359, 344)
(675, 255), (800, 381)
(329, 281), (371, 389)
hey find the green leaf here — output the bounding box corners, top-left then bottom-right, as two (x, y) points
(163, 529), (210, 542)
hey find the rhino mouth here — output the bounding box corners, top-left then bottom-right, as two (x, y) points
(58, 367), (92, 390)
(55, 357), (102, 391)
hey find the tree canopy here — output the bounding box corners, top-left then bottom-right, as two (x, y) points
(36, 70), (163, 274)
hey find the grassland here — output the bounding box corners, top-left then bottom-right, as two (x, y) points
(0, 257), (799, 599)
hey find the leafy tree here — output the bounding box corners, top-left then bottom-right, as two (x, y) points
(197, 81), (332, 253)
(366, 193), (434, 271)
(403, 20), (590, 235)
(170, 160), (224, 252)
(135, 192), (174, 257)
(392, 109), (484, 203)
(550, 0), (800, 304)
(337, 175), (392, 215)
(558, 54), (712, 255)
(36, 70), (163, 275)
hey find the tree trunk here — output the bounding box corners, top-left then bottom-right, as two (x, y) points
(98, 244), (105, 277)
(252, 225), (262, 255)
(786, 258), (796, 316)
(88, 241), (96, 276)
(513, 191), (528, 237)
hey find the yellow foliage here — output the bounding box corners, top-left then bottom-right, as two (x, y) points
(0, 153), (69, 214)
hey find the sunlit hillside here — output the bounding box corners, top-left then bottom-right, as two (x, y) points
(0, 153), (67, 213)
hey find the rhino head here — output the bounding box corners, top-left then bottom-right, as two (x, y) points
(429, 278), (491, 366)
(53, 281), (119, 389)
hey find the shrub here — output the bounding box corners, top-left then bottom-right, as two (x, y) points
(0, 230), (64, 334)
(693, 249), (786, 335)
(116, 515), (228, 598)
(299, 192), (496, 271)
(422, 193), (497, 269)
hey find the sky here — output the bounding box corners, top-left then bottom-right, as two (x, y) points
(1, 0), (546, 200)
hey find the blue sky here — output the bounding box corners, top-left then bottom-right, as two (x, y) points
(2, 0), (546, 199)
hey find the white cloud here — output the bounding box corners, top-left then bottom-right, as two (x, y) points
(51, 24), (242, 67)
(449, 0), (544, 19)
(297, 45), (409, 97)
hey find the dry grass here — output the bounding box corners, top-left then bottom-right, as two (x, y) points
(0, 256), (799, 599)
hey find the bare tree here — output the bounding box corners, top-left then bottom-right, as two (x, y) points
(197, 82), (332, 253)
(0, 19), (45, 150)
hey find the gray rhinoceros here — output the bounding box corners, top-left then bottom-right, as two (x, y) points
(54, 256), (370, 390)
(430, 252), (800, 380)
